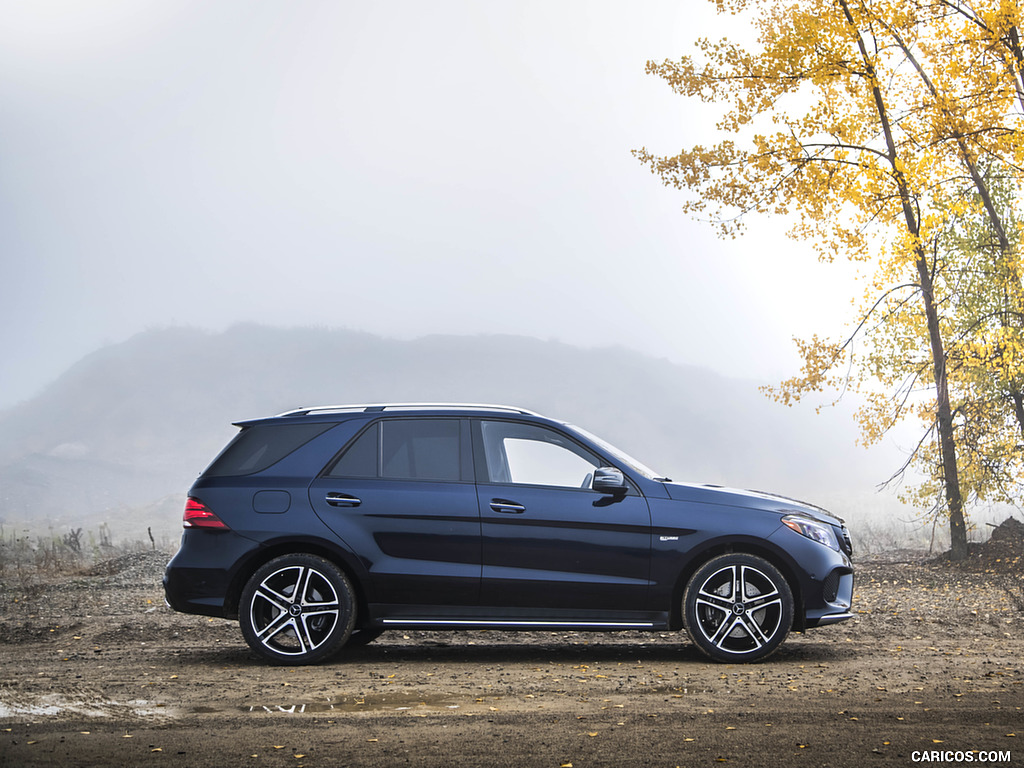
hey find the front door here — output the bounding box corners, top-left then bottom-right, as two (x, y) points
(474, 419), (652, 614)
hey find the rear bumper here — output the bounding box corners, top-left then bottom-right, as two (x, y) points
(163, 529), (261, 618)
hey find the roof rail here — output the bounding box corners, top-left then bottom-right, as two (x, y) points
(275, 403), (543, 418)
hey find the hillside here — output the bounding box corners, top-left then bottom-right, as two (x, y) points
(0, 325), (900, 541)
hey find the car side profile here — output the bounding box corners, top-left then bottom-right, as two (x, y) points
(163, 403), (854, 664)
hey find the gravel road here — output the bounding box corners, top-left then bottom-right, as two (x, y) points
(1, 549), (1021, 767)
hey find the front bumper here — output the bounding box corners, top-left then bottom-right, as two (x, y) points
(768, 524), (855, 630)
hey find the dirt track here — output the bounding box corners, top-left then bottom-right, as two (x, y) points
(1, 551), (1021, 767)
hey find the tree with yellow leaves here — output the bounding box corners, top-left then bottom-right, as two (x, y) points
(636, 0), (1024, 559)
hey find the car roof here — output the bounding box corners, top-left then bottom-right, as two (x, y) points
(233, 403), (546, 427)
(276, 403), (542, 417)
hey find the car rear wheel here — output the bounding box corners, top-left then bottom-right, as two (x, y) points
(239, 554), (355, 665)
(683, 553), (793, 662)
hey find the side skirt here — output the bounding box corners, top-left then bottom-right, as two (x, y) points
(365, 605), (670, 631)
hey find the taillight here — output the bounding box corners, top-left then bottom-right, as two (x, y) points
(183, 497), (230, 530)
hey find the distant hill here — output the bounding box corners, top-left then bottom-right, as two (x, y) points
(0, 325), (904, 543)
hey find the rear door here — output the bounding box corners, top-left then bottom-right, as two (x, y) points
(309, 418), (480, 608)
(474, 419), (652, 613)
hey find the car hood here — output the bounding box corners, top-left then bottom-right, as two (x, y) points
(661, 481), (843, 526)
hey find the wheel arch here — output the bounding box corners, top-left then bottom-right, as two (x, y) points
(223, 537), (372, 626)
(668, 538), (806, 631)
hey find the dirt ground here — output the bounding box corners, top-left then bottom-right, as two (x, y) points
(1, 542), (1021, 768)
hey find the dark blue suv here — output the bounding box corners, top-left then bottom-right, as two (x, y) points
(164, 403), (854, 664)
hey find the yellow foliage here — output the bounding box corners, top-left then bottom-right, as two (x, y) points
(638, 0), (1024, 526)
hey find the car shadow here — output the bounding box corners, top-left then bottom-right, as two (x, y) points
(173, 632), (858, 668)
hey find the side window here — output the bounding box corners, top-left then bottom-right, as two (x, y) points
(479, 421), (599, 489)
(328, 419), (462, 482)
(327, 423), (378, 478)
(382, 419), (461, 481)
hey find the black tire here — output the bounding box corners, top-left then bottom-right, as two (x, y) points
(683, 553), (793, 663)
(239, 554), (355, 665)
(346, 628), (386, 647)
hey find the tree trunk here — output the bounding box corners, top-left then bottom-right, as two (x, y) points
(915, 254), (969, 560)
(839, 0), (968, 559)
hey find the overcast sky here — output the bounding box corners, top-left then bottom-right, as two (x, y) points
(0, 0), (858, 410)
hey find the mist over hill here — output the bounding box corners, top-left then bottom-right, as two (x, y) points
(0, 325), (907, 542)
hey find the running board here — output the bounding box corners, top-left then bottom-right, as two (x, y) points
(381, 619), (656, 629)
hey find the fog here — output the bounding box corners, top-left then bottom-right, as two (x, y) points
(1, 0), (858, 410)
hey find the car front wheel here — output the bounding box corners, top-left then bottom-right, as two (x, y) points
(683, 553), (793, 662)
(239, 554), (355, 665)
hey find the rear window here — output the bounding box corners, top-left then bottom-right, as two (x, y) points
(203, 422), (333, 477)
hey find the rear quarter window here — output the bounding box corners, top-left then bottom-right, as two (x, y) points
(202, 422), (333, 477)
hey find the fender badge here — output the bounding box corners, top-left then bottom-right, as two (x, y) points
(659, 535), (679, 542)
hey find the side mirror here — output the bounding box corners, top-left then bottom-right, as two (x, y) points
(592, 467), (626, 494)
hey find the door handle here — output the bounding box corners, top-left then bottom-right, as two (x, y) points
(325, 492), (361, 508)
(489, 499), (526, 514)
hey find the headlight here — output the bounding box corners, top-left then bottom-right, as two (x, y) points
(781, 515), (840, 551)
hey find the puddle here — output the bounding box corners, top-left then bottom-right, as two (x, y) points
(0, 696), (169, 721)
(233, 692), (461, 715)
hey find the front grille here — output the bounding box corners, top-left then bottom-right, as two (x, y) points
(822, 570), (841, 603)
(836, 524), (853, 557)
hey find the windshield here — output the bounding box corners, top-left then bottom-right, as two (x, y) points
(564, 424), (668, 481)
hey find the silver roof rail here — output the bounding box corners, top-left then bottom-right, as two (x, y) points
(275, 403), (543, 418)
